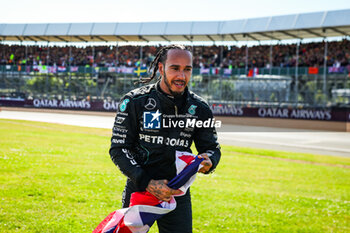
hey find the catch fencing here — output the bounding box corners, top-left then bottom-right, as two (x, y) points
(0, 68), (349, 108)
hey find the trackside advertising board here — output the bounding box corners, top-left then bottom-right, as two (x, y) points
(0, 99), (349, 122)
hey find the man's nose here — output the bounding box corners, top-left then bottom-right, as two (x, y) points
(177, 70), (185, 79)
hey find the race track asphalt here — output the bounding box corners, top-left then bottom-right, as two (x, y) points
(1, 109), (349, 157)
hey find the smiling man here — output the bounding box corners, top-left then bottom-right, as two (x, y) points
(109, 45), (221, 233)
(158, 49), (192, 96)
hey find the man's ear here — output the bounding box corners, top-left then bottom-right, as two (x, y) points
(158, 62), (164, 76)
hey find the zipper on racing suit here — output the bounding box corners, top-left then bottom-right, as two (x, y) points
(174, 105), (178, 117)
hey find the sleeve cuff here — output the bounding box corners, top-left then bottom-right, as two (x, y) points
(136, 171), (152, 191)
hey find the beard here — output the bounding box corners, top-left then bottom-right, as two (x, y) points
(163, 72), (185, 97)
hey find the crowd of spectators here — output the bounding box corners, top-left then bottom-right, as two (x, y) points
(0, 39), (349, 69)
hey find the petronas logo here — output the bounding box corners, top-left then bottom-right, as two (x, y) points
(188, 105), (197, 115)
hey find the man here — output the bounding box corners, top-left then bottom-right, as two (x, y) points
(109, 45), (221, 233)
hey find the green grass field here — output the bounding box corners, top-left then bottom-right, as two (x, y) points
(0, 119), (349, 232)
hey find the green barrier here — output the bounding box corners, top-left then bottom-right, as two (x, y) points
(78, 66), (85, 73)
(192, 68), (200, 75)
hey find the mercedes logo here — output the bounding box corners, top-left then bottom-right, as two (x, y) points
(145, 98), (157, 110)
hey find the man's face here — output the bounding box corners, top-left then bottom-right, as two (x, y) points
(159, 49), (193, 96)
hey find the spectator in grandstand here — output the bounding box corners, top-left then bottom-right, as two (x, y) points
(109, 44), (221, 232)
(0, 39), (349, 69)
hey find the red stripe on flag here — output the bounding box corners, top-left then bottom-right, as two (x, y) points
(129, 191), (161, 206)
(117, 218), (133, 233)
(92, 211), (117, 233)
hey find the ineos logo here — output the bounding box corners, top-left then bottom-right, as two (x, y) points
(145, 98), (157, 110)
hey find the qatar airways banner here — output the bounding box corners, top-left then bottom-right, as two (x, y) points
(32, 99), (91, 109)
(22, 99), (120, 112)
(0, 99), (349, 122)
(0, 98), (115, 111)
(210, 104), (349, 122)
(21, 99), (118, 112)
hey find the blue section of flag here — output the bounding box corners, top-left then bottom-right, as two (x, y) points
(168, 157), (204, 190)
(140, 211), (163, 226)
(104, 227), (116, 233)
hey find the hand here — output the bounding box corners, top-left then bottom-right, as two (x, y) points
(198, 153), (212, 174)
(146, 179), (182, 202)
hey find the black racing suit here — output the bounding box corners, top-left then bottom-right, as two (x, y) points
(109, 81), (221, 233)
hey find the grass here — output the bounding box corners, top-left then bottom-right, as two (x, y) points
(0, 119), (349, 232)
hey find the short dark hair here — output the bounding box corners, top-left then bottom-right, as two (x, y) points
(139, 44), (192, 84)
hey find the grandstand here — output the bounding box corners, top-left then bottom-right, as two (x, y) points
(1, 40), (350, 68)
(1, 9), (350, 42)
(0, 9), (350, 116)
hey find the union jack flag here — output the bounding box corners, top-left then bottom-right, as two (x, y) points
(93, 151), (203, 233)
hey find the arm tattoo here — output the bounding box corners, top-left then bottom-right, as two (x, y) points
(147, 180), (167, 198)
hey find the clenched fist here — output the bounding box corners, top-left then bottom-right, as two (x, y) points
(198, 153), (212, 174)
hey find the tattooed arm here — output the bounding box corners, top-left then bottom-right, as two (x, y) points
(146, 179), (182, 202)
